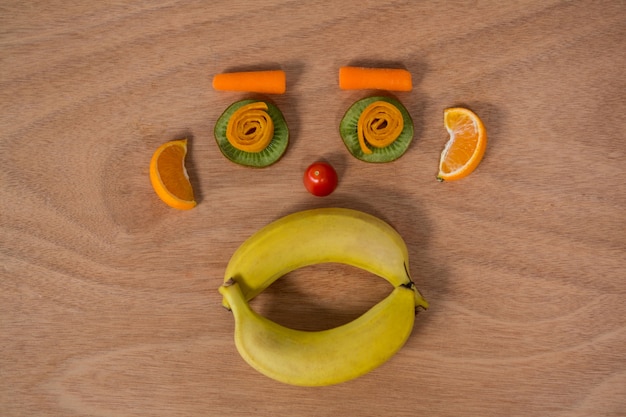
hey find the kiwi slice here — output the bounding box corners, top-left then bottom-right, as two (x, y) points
(339, 96), (413, 163)
(214, 99), (288, 167)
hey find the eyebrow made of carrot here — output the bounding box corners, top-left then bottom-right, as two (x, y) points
(212, 70), (286, 94)
(339, 66), (412, 92)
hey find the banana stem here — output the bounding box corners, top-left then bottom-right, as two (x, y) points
(401, 264), (429, 310)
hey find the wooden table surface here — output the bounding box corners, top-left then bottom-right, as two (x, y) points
(2, 1), (625, 416)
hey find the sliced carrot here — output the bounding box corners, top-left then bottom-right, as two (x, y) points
(212, 70), (286, 94)
(339, 66), (412, 91)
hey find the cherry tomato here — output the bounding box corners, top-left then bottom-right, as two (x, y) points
(303, 161), (338, 197)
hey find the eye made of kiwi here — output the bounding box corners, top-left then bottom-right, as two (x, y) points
(339, 96), (413, 163)
(214, 99), (289, 168)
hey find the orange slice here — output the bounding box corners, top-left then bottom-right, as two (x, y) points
(149, 139), (197, 210)
(437, 107), (487, 181)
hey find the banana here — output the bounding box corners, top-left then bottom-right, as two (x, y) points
(219, 279), (420, 386)
(219, 207), (428, 386)
(222, 207), (428, 309)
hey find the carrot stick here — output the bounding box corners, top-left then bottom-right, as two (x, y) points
(339, 66), (412, 92)
(212, 70), (286, 94)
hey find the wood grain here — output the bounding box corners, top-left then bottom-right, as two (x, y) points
(1, 1), (625, 416)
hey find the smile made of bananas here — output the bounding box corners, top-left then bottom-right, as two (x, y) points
(218, 207), (428, 387)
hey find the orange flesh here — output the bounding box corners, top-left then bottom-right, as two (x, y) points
(149, 139), (196, 210)
(438, 107), (487, 181)
(357, 101), (404, 154)
(157, 144), (194, 201)
(226, 102), (274, 153)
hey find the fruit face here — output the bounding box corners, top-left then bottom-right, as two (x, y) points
(303, 162), (338, 197)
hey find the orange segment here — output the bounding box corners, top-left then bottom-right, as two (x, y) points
(149, 139), (197, 210)
(437, 107), (487, 181)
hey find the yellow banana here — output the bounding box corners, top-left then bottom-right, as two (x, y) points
(219, 279), (420, 386)
(219, 207), (428, 386)
(222, 207), (428, 309)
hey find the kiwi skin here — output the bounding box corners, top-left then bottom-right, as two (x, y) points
(214, 99), (289, 168)
(339, 96), (413, 163)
